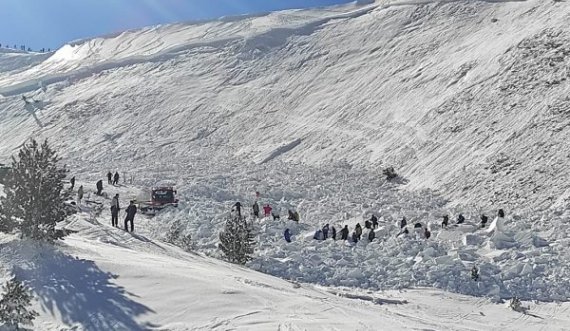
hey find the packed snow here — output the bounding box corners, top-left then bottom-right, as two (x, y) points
(1, 0), (570, 329)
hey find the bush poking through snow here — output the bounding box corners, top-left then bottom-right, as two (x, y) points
(383, 167), (398, 180)
(0, 139), (69, 242)
(0, 276), (39, 330)
(165, 220), (193, 252)
(219, 216), (255, 265)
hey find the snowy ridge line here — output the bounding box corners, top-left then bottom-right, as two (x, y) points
(0, 2), (378, 97)
(0, 37), (240, 97)
(377, 0), (530, 8)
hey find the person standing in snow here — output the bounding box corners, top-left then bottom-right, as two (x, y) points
(233, 202), (242, 218)
(352, 231), (359, 243)
(96, 180), (103, 196)
(252, 202), (260, 219)
(77, 185), (84, 203)
(355, 223), (362, 240)
(272, 212), (280, 221)
(288, 209), (299, 223)
(424, 227), (431, 239)
(69, 176), (75, 190)
(457, 214), (465, 224)
(263, 204), (272, 218)
(371, 214), (379, 229)
(113, 172), (120, 186)
(322, 224), (330, 240)
(498, 209), (505, 218)
(368, 229), (375, 242)
(400, 217), (407, 229)
(340, 225), (349, 240)
(480, 214), (488, 228)
(331, 226), (337, 240)
(107, 171), (113, 185)
(284, 228), (292, 243)
(124, 200), (137, 232)
(442, 215), (449, 228)
(110, 194), (120, 227)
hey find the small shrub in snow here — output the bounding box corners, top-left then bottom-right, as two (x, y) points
(165, 220), (193, 252)
(219, 215), (255, 265)
(0, 139), (69, 242)
(382, 167), (398, 180)
(0, 277), (39, 330)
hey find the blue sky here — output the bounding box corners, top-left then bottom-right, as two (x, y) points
(0, 0), (353, 51)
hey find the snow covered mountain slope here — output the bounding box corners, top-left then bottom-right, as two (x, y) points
(0, 0), (570, 211)
(0, 0), (569, 211)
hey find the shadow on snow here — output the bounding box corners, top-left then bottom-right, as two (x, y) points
(15, 247), (157, 331)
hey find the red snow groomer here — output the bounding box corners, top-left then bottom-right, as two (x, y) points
(138, 186), (179, 215)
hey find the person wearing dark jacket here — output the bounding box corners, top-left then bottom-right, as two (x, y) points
(340, 225), (349, 240)
(322, 224), (330, 239)
(352, 231), (359, 243)
(400, 217), (407, 229)
(96, 180), (103, 196)
(480, 214), (489, 228)
(368, 229), (375, 242)
(252, 202), (260, 218)
(113, 172), (120, 185)
(498, 209), (505, 218)
(288, 210), (300, 222)
(124, 201), (137, 232)
(70, 176), (75, 190)
(371, 215), (379, 229)
(424, 228), (431, 239)
(284, 228), (292, 243)
(233, 202), (242, 218)
(442, 215), (449, 228)
(331, 226), (337, 240)
(107, 171), (113, 184)
(110, 194), (120, 227)
(457, 214), (465, 224)
(365, 220), (372, 229)
(355, 223), (362, 240)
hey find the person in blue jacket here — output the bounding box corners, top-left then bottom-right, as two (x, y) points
(284, 228), (292, 243)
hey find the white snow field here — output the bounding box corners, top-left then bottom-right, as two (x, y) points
(2, 0), (570, 329)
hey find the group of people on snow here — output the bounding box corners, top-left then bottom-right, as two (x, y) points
(312, 214), (378, 244)
(68, 172), (137, 233)
(440, 209), (503, 229)
(233, 201), (299, 223)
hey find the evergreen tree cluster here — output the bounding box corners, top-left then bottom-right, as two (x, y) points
(219, 215), (255, 265)
(0, 277), (39, 330)
(0, 139), (69, 242)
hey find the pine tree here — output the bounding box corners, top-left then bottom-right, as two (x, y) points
(0, 277), (39, 330)
(0, 139), (68, 241)
(219, 215), (255, 265)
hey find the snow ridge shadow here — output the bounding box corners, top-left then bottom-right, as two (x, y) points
(15, 247), (157, 331)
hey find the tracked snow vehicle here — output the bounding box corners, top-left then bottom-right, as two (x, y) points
(138, 186), (179, 215)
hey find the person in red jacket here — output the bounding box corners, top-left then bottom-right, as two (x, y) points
(263, 204), (272, 218)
